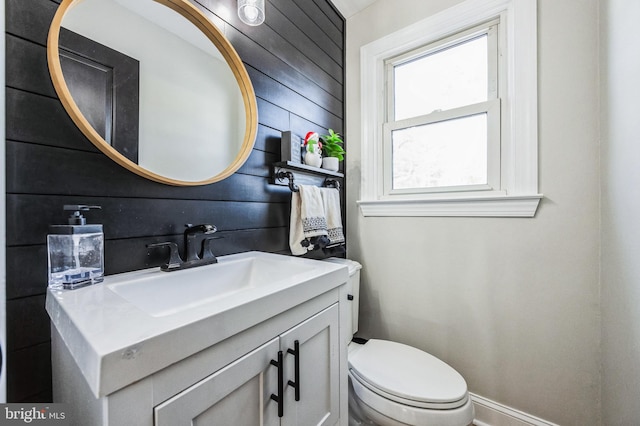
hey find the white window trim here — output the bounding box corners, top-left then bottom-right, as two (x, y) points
(358, 0), (542, 217)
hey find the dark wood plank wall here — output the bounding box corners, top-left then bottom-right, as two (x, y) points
(5, 0), (345, 402)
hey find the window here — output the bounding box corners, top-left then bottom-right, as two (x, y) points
(385, 23), (499, 195)
(358, 0), (542, 217)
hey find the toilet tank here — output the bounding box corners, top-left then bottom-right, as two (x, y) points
(324, 258), (362, 335)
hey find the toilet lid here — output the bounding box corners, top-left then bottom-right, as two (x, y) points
(349, 339), (468, 406)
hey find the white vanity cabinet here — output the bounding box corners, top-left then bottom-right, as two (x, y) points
(50, 266), (350, 426)
(154, 304), (340, 426)
(49, 252), (350, 425)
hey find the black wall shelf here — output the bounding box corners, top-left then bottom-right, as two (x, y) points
(273, 161), (344, 178)
(271, 161), (343, 192)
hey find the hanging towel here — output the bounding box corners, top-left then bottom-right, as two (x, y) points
(320, 187), (345, 246)
(289, 185), (329, 255)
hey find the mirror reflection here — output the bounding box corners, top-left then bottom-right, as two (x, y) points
(51, 0), (256, 184)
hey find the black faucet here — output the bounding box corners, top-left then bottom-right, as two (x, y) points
(184, 224), (217, 261)
(147, 224), (219, 271)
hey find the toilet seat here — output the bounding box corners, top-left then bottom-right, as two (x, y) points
(348, 339), (469, 410)
(349, 370), (475, 426)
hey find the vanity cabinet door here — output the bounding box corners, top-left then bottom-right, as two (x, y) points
(154, 337), (280, 426)
(153, 303), (340, 426)
(280, 304), (340, 426)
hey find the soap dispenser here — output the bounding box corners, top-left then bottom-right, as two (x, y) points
(47, 205), (104, 290)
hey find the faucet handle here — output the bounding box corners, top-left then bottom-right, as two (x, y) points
(201, 237), (220, 263)
(147, 242), (183, 271)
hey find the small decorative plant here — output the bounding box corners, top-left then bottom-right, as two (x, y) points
(320, 129), (345, 160)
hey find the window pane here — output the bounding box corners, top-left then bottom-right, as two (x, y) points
(392, 114), (487, 190)
(394, 35), (488, 120)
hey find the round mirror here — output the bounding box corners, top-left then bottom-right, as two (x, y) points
(47, 0), (258, 186)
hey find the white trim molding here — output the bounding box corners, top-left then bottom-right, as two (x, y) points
(358, 0), (541, 218)
(358, 194), (542, 218)
(471, 393), (560, 426)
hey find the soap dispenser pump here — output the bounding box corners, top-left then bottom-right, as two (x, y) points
(47, 205), (104, 290)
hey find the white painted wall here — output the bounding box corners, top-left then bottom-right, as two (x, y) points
(345, 0), (601, 424)
(600, 0), (640, 424)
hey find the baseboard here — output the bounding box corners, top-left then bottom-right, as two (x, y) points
(470, 393), (559, 426)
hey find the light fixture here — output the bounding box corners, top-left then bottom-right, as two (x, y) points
(238, 0), (265, 26)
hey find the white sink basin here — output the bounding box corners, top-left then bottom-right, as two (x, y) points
(46, 251), (348, 398)
(108, 254), (310, 317)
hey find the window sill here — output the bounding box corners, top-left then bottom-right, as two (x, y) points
(357, 194), (543, 217)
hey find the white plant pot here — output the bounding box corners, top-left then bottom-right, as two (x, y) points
(322, 157), (339, 171)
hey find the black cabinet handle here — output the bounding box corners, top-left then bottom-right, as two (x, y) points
(347, 294), (354, 300)
(287, 340), (300, 401)
(270, 351), (284, 417)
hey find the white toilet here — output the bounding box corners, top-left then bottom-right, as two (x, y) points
(325, 258), (475, 426)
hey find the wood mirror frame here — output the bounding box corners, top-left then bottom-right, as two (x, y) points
(47, 0), (258, 186)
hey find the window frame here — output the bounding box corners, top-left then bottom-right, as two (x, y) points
(384, 22), (500, 197)
(358, 0), (542, 217)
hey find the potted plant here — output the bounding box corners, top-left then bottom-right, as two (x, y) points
(320, 129), (345, 171)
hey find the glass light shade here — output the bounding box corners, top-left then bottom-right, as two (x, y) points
(238, 0), (265, 26)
